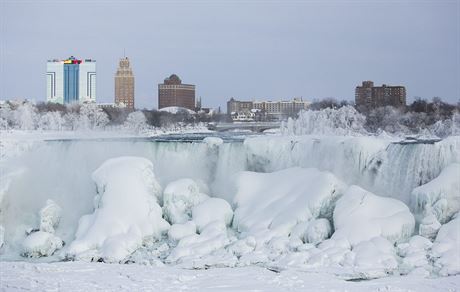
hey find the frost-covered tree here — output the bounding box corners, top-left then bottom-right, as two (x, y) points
(124, 111), (148, 132)
(38, 111), (65, 131)
(281, 106), (367, 136)
(13, 102), (38, 130)
(78, 103), (109, 130)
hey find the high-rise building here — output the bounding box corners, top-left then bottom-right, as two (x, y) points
(114, 57), (135, 109)
(158, 74), (195, 110)
(355, 81), (406, 109)
(46, 56), (96, 104)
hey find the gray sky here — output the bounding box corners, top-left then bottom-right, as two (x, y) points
(1, 0), (459, 109)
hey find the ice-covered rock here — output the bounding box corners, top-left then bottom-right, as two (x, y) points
(349, 237), (399, 279)
(418, 211), (441, 240)
(22, 231), (63, 258)
(431, 215), (460, 276)
(411, 163), (460, 224)
(39, 199), (62, 233)
(397, 235), (432, 275)
(305, 218), (332, 244)
(233, 167), (346, 243)
(163, 178), (209, 225)
(332, 185), (415, 246)
(192, 198), (233, 232)
(166, 221), (230, 264)
(168, 221), (196, 242)
(67, 157), (169, 263)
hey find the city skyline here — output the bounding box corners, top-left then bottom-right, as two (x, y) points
(1, 0), (459, 109)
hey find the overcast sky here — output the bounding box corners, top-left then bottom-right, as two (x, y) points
(0, 0), (458, 109)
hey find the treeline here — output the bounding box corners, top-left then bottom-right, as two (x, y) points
(0, 101), (228, 131)
(307, 97), (460, 136)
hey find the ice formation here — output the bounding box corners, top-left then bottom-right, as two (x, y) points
(162, 178), (210, 225)
(1, 130), (460, 280)
(39, 199), (62, 233)
(431, 215), (460, 276)
(411, 163), (460, 223)
(192, 198), (233, 232)
(168, 221), (197, 242)
(22, 231), (63, 258)
(67, 157), (169, 263)
(332, 185), (415, 246)
(232, 167), (346, 243)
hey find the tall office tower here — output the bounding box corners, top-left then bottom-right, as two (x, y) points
(114, 57), (135, 109)
(46, 56), (96, 104)
(158, 74), (195, 110)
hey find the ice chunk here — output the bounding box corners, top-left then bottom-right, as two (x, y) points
(39, 199), (62, 233)
(22, 231), (63, 258)
(233, 167), (346, 240)
(203, 137), (223, 148)
(397, 235), (432, 275)
(411, 163), (460, 224)
(192, 198), (233, 232)
(168, 221), (196, 242)
(333, 185), (415, 246)
(418, 211), (441, 240)
(163, 178), (209, 225)
(67, 157), (169, 263)
(166, 221), (230, 264)
(431, 215), (460, 276)
(305, 218), (332, 244)
(349, 237), (399, 279)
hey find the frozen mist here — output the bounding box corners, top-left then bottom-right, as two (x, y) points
(0, 127), (459, 290)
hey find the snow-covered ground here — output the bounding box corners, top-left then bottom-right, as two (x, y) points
(1, 261), (459, 292)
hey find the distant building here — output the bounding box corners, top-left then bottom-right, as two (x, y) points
(227, 98), (253, 116)
(46, 56), (96, 104)
(227, 97), (310, 121)
(114, 57), (135, 109)
(355, 81), (406, 109)
(158, 74), (195, 110)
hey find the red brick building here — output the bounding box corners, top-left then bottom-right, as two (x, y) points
(158, 74), (195, 110)
(355, 81), (406, 109)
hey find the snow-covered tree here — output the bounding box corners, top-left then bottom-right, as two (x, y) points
(38, 111), (65, 131)
(281, 106), (367, 136)
(78, 103), (109, 130)
(124, 111), (148, 132)
(13, 102), (38, 130)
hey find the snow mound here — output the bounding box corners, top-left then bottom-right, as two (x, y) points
(332, 185), (415, 246)
(166, 221), (233, 266)
(233, 167), (346, 243)
(192, 198), (233, 232)
(159, 106), (195, 114)
(163, 178), (210, 225)
(39, 199), (62, 233)
(168, 221), (197, 242)
(431, 215), (460, 276)
(67, 157), (169, 263)
(349, 237), (398, 279)
(411, 163), (460, 224)
(22, 231), (63, 258)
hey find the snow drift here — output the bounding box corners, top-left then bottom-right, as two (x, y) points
(232, 167), (346, 243)
(332, 185), (415, 246)
(67, 157), (169, 263)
